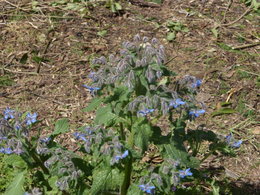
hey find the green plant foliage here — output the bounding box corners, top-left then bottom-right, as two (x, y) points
(0, 75), (14, 87)
(166, 21), (189, 41)
(52, 118), (69, 136)
(0, 35), (242, 194)
(4, 171), (26, 195)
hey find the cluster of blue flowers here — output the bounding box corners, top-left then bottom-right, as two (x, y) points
(137, 108), (155, 117)
(112, 150), (129, 164)
(225, 133), (242, 148)
(169, 98), (186, 109)
(189, 109), (206, 118)
(0, 108), (38, 155)
(73, 127), (129, 166)
(138, 168), (193, 194)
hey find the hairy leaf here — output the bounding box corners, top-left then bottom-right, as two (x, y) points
(94, 106), (117, 125)
(4, 171), (26, 195)
(52, 118), (69, 136)
(164, 144), (199, 168)
(83, 98), (103, 112)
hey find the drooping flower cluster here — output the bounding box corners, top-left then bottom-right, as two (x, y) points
(73, 126), (129, 165)
(36, 136), (51, 155)
(0, 108), (38, 155)
(43, 148), (82, 191)
(225, 133), (242, 148)
(84, 34), (167, 91)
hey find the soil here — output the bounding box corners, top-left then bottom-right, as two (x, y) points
(0, 0), (259, 193)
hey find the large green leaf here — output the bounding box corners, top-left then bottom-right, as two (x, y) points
(4, 155), (27, 170)
(94, 106), (117, 125)
(164, 144), (199, 168)
(105, 86), (130, 103)
(82, 98), (103, 112)
(52, 118), (69, 136)
(4, 171), (26, 195)
(133, 119), (152, 153)
(91, 169), (111, 195)
(211, 108), (236, 117)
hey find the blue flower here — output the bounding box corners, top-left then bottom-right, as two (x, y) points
(84, 127), (93, 135)
(73, 132), (88, 142)
(137, 108), (155, 116)
(88, 72), (98, 82)
(0, 136), (7, 141)
(232, 140), (242, 148)
(179, 168), (193, 178)
(189, 109), (205, 118)
(191, 79), (202, 88)
(15, 124), (22, 130)
(169, 98), (186, 108)
(40, 137), (51, 144)
(82, 84), (100, 91)
(114, 150), (129, 162)
(225, 133), (242, 148)
(139, 184), (155, 194)
(25, 112), (38, 125)
(0, 147), (13, 154)
(225, 133), (232, 144)
(3, 108), (15, 120)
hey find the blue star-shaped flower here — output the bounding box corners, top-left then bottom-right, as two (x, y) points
(191, 79), (202, 88)
(114, 150), (129, 163)
(73, 132), (88, 142)
(82, 84), (100, 91)
(139, 184), (155, 194)
(137, 108), (155, 116)
(189, 109), (205, 118)
(179, 168), (193, 178)
(169, 98), (186, 108)
(0, 147), (13, 154)
(25, 112), (38, 125)
(88, 72), (98, 82)
(232, 140), (242, 148)
(3, 107), (15, 120)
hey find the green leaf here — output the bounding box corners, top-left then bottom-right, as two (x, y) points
(4, 171), (26, 195)
(105, 86), (130, 103)
(94, 106), (117, 125)
(115, 2), (122, 10)
(82, 98), (103, 112)
(127, 184), (142, 195)
(166, 32), (176, 41)
(158, 77), (169, 86)
(4, 155), (27, 170)
(52, 118), (69, 136)
(133, 119), (152, 153)
(97, 30), (107, 37)
(91, 169), (111, 195)
(20, 53), (28, 64)
(164, 144), (200, 168)
(32, 55), (46, 63)
(211, 27), (218, 38)
(211, 108), (236, 117)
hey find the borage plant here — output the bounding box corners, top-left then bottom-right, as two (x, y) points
(77, 34), (212, 194)
(0, 35), (242, 194)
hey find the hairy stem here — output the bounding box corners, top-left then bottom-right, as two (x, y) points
(120, 156), (132, 195)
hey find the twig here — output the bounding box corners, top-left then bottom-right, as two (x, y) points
(3, 0), (30, 12)
(128, 0), (160, 8)
(221, 5), (253, 26)
(165, 55), (178, 65)
(29, 92), (64, 105)
(237, 69), (260, 76)
(231, 42), (260, 50)
(221, 0), (233, 23)
(1, 67), (80, 77)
